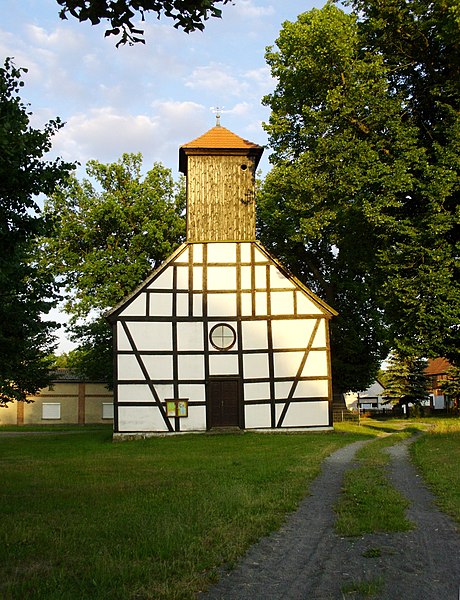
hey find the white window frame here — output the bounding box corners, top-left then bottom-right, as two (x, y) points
(42, 403), (61, 420)
(102, 403), (114, 419)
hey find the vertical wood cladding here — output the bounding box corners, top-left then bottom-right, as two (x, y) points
(187, 155), (256, 241)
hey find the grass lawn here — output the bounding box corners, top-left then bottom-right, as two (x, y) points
(0, 428), (368, 600)
(335, 417), (460, 537)
(334, 430), (415, 536)
(411, 417), (460, 525)
(3, 417), (458, 599)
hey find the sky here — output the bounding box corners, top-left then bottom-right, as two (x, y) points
(3, 0), (324, 352)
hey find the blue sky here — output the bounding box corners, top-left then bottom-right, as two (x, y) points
(3, 0), (323, 176)
(3, 0), (323, 352)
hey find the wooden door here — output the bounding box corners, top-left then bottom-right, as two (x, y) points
(209, 378), (240, 428)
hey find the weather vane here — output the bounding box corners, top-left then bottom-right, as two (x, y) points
(211, 106), (224, 126)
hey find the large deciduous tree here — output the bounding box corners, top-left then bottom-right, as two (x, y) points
(42, 154), (185, 383)
(57, 0), (232, 45)
(0, 58), (73, 404)
(259, 1), (460, 392)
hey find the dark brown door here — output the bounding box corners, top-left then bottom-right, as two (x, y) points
(209, 378), (240, 428)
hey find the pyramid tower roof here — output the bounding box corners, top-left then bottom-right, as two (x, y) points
(179, 125), (263, 174)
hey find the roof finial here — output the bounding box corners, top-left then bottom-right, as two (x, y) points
(211, 106), (223, 127)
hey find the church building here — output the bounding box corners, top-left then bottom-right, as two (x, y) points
(106, 122), (337, 436)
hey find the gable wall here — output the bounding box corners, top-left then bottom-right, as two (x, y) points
(113, 242), (333, 433)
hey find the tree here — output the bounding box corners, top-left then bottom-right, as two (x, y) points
(57, 0), (232, 46)
(42, 153), (185, 383)
(439, 366), (460, 412)
(259, 2), (460, 392)
(382, 351), (429, 414)
(0, 58), (73, 404)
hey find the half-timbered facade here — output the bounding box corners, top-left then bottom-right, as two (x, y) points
(107, 124), (337, 435)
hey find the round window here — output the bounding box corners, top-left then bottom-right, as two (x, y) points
(209, 323), (236, 351)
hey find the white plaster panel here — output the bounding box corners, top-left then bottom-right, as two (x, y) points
(275, 379), (329, 399)
(255, 265), (267, 288)
(176, 266), (189, 289)
(142, 355), (173, 380)
(209, 353), (239, 375)
(192, 243), (203, 263)
(207, 243), (237, 263)
(155, 384), (174, 401)
(147, 269), (173, 290)
(254, 247), (267, 263)
(126, 322), (172, 351)
(177, 322), (204, 351)
(117, 355), (144, 380)
(240, 243), (251, 263)
(119, 293), (146, 317)
(149, 293), (172, 317)
(240, 266), (252, 290)
(118, 406), (169, 432)
(303, 351), (328, 377)
(276, 401), (329, 427)
(241, 293), (252, 316)
(178, 246), (189, 263)
(268, 265), (294, 290)
(178, 355), (205, 380)
(242, 320), (268, 350)
(193, 294), (203, 317)
(207, 293), (237, 317)
(176, 293), (189, 317)
(271, 319), (315, 350)
(255, 292), (268, 316)
(243, 353), (269, 379)
(244, 382), (270, 401)
(179, 384), (206, 402)
(179, 406), (207, 431)
(118, 384), (153, 402)
(207, 266), (237, 290)
(293, 379), (329, 398)
(117, 323), (133, 351)
(296, 291), (323, 315)
(192, 267), (203, 291)
(274, 351), (304, 378)
(245, 404), (272, 429)
(312, 320), (327, 347)
(271, 291), (295, 316)
(274, 381), (293, 400)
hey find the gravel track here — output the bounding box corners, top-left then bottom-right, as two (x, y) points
(200, 436), (460, 600)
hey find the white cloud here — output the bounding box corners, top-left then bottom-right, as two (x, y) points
(233, 0), (275, 18)
(185, 63), (249, 96)
(51, 108), (159, 164)
(49, 102), (210, 174)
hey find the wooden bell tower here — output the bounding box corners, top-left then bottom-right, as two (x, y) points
(179, 121), (263, 242)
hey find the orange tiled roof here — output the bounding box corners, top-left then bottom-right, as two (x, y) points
(425, 357), (452, 375)
(181, 125), (262, 150)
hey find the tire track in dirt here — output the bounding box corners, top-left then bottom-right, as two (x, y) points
(200, 436), (460, 600)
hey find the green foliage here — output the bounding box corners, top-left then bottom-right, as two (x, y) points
(0, 58), (73, 404)
(57, 0), (232, 46)
(68, 318), (114, 385)
(382, 351), (429, 407)
(260, 0), (460, 391)
(42, 154), (185, 382)
(439, 366), (460, 408)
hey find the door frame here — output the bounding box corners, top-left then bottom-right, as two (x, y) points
(206, 376), (243, 430)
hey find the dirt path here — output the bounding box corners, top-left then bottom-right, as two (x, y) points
(200, 437), (460, 599)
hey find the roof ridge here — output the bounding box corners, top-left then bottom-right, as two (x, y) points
(181, 125), (262, 150)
